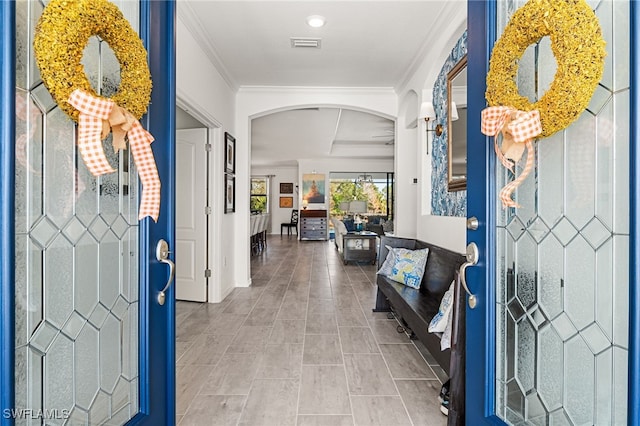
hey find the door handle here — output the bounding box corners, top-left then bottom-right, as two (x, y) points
(156, 239), (175, 306)
(467, 216), (479, 230)
(459, 242), (478, 309)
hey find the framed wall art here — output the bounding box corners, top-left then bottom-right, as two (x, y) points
(225, 174), (235, 213)
(224, 132), (236, 174)
(302, 173), (325, 204)
(280, 182), (294, 194)
(279, 196), (293, 208)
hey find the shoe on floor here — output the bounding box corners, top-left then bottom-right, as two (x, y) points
(438, 379), (450, 404)
(440, 399), (449, 416)
(439, 379), (450, 416)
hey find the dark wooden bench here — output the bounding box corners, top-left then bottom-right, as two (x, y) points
(373, 235), (465, 376)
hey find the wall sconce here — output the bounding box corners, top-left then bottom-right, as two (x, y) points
(450, 101), (459, 121)
(420, 101), (442, 155)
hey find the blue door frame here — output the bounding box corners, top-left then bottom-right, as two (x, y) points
(629, 1), (640, 422)
(0, 1), (176, 424)
(465, 0), (640, 423)
(0, 0), (17, 422)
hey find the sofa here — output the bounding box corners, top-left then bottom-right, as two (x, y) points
(330, 217), (349, 253)
(373, 235), (466, 424)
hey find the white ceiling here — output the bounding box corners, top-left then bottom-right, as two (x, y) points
(179, 1), (462, 167)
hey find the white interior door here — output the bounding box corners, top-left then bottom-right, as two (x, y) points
(176, 129), (208, 302)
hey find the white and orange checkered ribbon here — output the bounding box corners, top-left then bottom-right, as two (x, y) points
(68, 89), (160, 221)
(481, 106), (542, 208)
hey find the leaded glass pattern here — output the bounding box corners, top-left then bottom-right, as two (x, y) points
(14, 1), (140, 424)
(494, 1), (629, 424)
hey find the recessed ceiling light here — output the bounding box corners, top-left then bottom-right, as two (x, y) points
(306, 15), (326, 28)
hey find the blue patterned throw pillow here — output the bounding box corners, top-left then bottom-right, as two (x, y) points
(376, 245), (397, 277)
(385, 247), (429, 289)
(428, 280), (457, 351)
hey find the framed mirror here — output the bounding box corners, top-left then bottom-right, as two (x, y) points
(447, 55), (467, 191)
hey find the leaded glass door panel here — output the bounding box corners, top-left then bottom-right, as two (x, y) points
(4, 1), (176, 425)
(465, 0), (636, 424)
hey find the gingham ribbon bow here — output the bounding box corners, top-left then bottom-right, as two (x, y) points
(68, 89), (161, 221)
(481, 106), (542, 208)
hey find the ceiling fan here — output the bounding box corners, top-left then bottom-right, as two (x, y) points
(371, 129), (395, 145)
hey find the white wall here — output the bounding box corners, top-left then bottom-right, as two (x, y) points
(251, 165), (298, 235)
(297, 157), (394, 210)
(235, 87), (398, 287)
(394, 115), (419, 238)
(177, 14), (237, 301)
(395, 2), (467, 254)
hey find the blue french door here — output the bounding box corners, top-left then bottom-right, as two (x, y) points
(0, 1), (175, 425)
(465, 1), (639, 424)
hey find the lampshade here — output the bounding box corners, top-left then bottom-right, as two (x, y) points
(339, 201), (350, 211)
(349, 200), (367, 214)
(451, 102), (459, 121)
(420, 102), (436, 120)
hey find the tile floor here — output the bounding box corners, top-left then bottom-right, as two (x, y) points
(175, 236), (447, 426)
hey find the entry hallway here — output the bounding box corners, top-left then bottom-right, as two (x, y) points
(175, 236), (447, 425)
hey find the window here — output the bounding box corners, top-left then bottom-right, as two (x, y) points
(329, 172), (393, 219)
(250, 177), (268, 213)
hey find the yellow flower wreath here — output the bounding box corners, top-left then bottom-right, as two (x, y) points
(485, 0), (606, 138)
(33, 0), (152, 122)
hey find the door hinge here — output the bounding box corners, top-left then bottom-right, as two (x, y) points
(205, 206), (212, 215)
(204, 269), (212, 278)
(205, 143), (212, 152)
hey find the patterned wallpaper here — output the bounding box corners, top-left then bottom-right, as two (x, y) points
(431, 30), (467, 217)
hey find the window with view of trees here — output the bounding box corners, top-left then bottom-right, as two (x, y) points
(329, 173), (393, 219)
(251, 177), (268, 213)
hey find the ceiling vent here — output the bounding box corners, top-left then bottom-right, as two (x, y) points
(290, 37), (321, 49)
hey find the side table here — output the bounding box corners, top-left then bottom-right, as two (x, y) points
(342, 232), (377, 265)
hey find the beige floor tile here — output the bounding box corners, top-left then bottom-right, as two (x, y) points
(176, 315), (210, 343)
(199, 353), (261, 395)
(379, 343), (435, 379)
(222, 297), (257, 315)
(277, 297), (309, 320)
(177, 333), (234, 366)
(333, 294), (362, 310)
(350, 395), (412, 426)
(335, 307), (369, 327)
(395, 379), (447, 426)
(297, 414), (354, 426)
(205, 313), (248, 335)
(308, 298), (336, 314)
(270, 319), (306, 344)
(238, 379), (299, 426)
(227, 326), (272, 353)
(244, 306), (279, 326)
(253, 292), (286, 310)
(176, 364), (209, 415)
(339, 327), (380, 354)
(309, 284), (333, 299)
(306, 313), (338, 334)
(180, 394), (246, 426)
(303, 334), (343, 365)
(175, 237), (447, 424)
(343, 353), (397, 395)
(298, 365), (351, 415)
(369, 319), (411, 344)
(176, 341), (195, 364)
(257, 343), (303, 379)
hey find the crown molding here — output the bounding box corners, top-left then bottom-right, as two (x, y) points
(396, 2), (466, 93)
(178, 2), (238, 91)
(238, 85), (396, 95)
